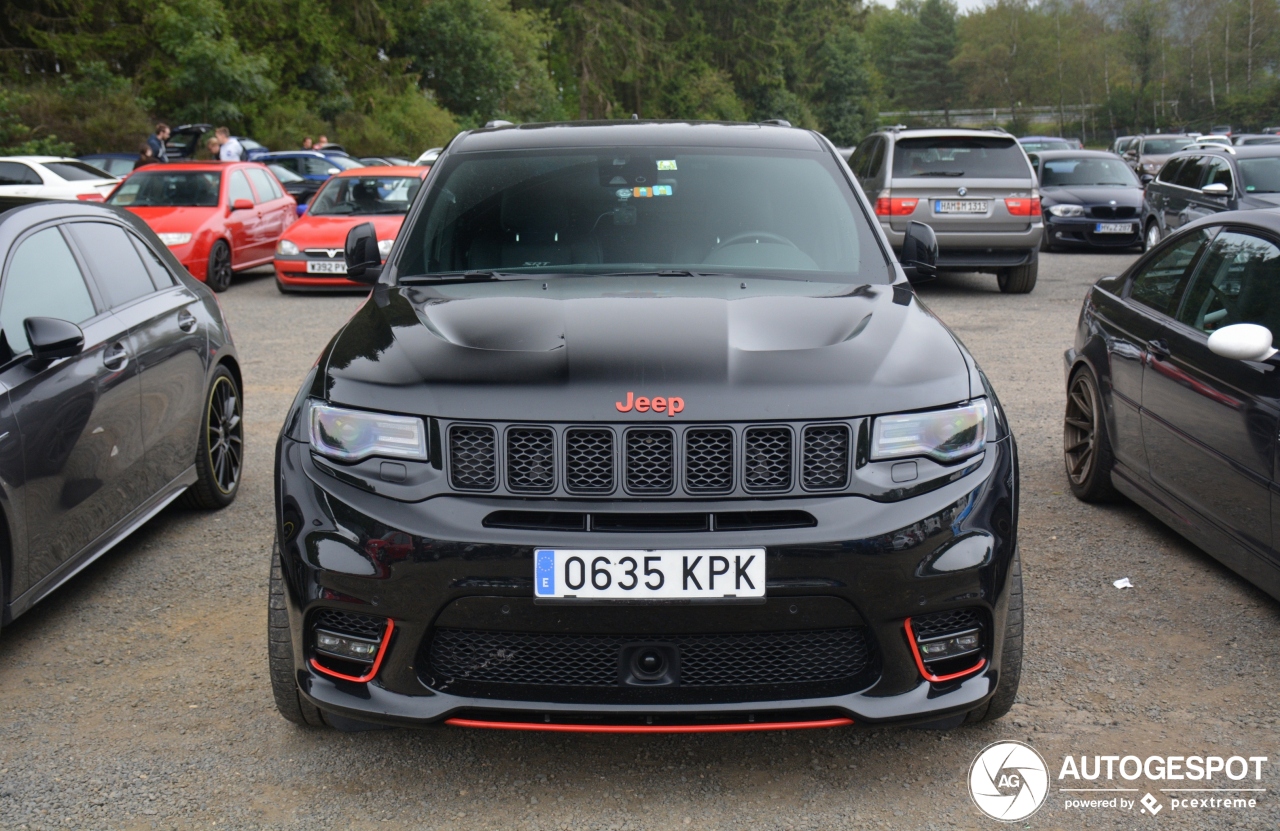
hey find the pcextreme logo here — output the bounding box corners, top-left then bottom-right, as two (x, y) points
(969, 741), (1050, 822)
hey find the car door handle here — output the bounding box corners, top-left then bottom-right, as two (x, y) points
(103, 343), (129, 371)
(1147, 338), (1171, 360)
(177, 309), (198, 332)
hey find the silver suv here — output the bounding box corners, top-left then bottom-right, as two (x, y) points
(849, 128), (1043, 293)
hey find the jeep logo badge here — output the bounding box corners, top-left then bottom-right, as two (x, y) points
(616, 391), (685, 416)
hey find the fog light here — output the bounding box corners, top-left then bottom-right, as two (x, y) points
(315, 629), (380, 663)
(916, 629), (981, 663)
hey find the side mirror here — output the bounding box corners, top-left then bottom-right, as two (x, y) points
(25, 317), (84, 360)
(1202, 182), (1230, 195)
(345, 222), (382, 284)
(900, 221), (938, 281)
(231, 198), (254, 212)
(1208, 323), (1277, 362)
(1140, 173), (1155, 185)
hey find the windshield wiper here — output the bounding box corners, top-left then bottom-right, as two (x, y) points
(912, 171), (965, 177)
(399, 270), (528, 284)
(597, 269), (727, 278)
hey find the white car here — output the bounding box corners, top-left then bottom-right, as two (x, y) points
(0, 156), (119, 201)
(414, 147), (443, 166)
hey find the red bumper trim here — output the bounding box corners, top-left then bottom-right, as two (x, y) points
(309, 618), (394, 683)
(444, 717), (853, 734)
(903, 618), (986, 683)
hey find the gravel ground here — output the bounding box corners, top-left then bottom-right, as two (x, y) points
(1, 256), (1277, 831)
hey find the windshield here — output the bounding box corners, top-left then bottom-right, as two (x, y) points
(1040, 157), (1139, 187)
(309, 175), (422, 215)
(891, 137), (1027, 178)
(1238, 157), (1280, 193)
(107, 171), (221, 207)
(1142, 138), (1189, 155)
(396, 147), (886, 283)
(45, 161), (113, 181)
(1021, 140), (1070, 152)
(268, 163), (303, 183)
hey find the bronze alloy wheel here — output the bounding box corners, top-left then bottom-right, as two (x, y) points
(206, 374), (243, 494)
(1063, 369), (1116, 501)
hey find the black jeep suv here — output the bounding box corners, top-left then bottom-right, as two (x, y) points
(270, 121), (1022, 734)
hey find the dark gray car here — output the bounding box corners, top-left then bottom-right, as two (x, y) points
(849, 128), (1043, 293)
(1141, 145), (1280, 249)
(0, 197), (243, 632)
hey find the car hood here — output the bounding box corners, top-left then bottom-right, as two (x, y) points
(320, 276), (975, 422)
(1042, 185), (1144, 207)
(285, 214), (406, 247)
(122, 205), (218, 233)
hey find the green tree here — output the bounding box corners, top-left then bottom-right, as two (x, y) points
(814, 24), (879, 143)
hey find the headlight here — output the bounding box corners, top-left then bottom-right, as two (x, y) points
(377, 239), (394, 258)
(1143, 162), (1161, 172)
(871, 400), (989, 463)
(309, 403), (427, 462)
(157, 232), (192, 246)
(277, 239), (300, 256)
(1047, 204), (1084, 217)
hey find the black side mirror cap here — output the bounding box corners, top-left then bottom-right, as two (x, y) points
(344, 222), (383, 284)
(900, 220), (938, 282)
(25, 317), (84, 360)
(1140, 173), (1155, 185)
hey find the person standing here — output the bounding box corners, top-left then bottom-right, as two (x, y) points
(135, 142), (155, 169)
(315, 135), (328, 150)
(205, 138), (222, 160)
(302, 136), (313, 150)
(147, 123), (170, 163)
(216, 127), (244, 162)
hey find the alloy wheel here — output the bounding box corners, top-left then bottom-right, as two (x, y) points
(210, 244), (232, 291)
(1145, 223), (1161, 252)
(1064, 373), (1098, 486)
(206, 375), (243, 494)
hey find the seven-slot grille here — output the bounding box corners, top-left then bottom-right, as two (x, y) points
(445, 421), (853, 496)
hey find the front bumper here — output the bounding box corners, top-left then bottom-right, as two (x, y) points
(275, 433), (1019, 728)
(1044, 215), (1141, 248)
(275, 256), (371, 291)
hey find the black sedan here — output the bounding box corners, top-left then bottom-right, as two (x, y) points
(1031, 150), (1144, 251)
(1141, 145), (1280, 250)
(1065, 209), (1280, 601)
(0, 197), (242, 631)
(270, 121), (1022, 734)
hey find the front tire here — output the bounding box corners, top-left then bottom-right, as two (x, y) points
(965, 551), (1023, 724)
(997, 250), (1038, 294)
(206, 240), (233, 292)
(1064, 366), (1118, 502)
(269, 540), (328, 727)
(1144, 221), (1162, 252)
(181, 365), (243, 510)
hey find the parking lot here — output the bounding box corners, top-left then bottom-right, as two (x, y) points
(0, 251), (1277, 830)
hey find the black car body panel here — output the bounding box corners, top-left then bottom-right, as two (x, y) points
(0, 200), (239, 624)
(1142, 145), (1280, 244)
(274, 122), (1020, 728)
(1066, 210), (1280, 601)
(1032, 150), (1144, 250)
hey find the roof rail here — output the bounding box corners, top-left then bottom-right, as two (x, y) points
(483, 120), (514, 129)
(759, 119), (792, 127)
(887, 124), (908, 132)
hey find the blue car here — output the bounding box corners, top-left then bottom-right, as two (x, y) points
(258, 151), (364, 185)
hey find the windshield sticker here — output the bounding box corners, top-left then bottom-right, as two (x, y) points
(657, 160), (677, 170)
(633, 187), (652, 198)
(653, 185), (673, 196)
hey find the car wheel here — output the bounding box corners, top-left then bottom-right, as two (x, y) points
(997, 250), (1038, 294)
(269, 539), (328, 727)
(1064, 366), (1118, 502)
(1144, 221), (1162, 252)
(206, 240), (233, 292)
(181, 365), (243, 510)
(964, 550), (1022, 724)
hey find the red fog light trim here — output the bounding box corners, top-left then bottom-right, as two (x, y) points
(309, 618), (394, 683)
(444, 717), (853, 734)
(1004, 197), (1041, 217)
(874, 198), (919, 216)
(903, 618), (986, 683)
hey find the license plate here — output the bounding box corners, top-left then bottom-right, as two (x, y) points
(306, 260), (347, 274)
(1095, 222), (1134, 234)
(934, 200), (988, 214)
(534, 549), (765, 601)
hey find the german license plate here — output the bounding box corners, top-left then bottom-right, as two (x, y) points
(934, 200), (987, 214)
(534, 549), (765, 601)
(306, 260), (347, 274)
(1095, 222), (1134, 234)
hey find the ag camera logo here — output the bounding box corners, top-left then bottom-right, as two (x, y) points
(969, 741), (1050, 822)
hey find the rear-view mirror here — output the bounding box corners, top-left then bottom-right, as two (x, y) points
(345, 222), (382, 284)
(900, 221), (938, 282)
(1207, 323), (1277, 362)
(24, 317), (84, 361)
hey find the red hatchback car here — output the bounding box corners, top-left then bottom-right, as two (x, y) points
(107, 161), (296, 291)
(273, 166), (429, 292)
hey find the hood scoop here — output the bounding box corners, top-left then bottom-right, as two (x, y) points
(417, 297), (566, 351)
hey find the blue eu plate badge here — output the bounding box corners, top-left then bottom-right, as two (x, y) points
(535, 549), (556, 596)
